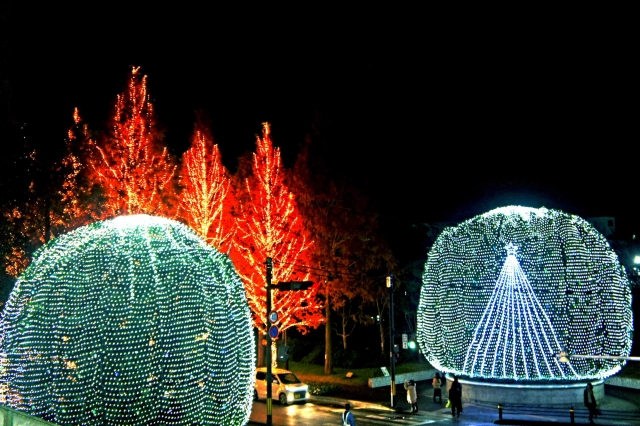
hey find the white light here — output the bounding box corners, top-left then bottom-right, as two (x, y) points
(0, 215), (256, 425)
(417, 206), (633, 381)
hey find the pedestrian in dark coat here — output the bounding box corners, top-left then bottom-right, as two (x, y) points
(449, 376), (463, 417)
(584, 382), (597, 424)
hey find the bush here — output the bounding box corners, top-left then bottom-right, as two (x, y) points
(299, 344), (325, 365)
(306, 381), (343, 396)
(333, 349), (359, 368)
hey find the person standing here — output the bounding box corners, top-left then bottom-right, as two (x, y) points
(432, 372), (443, 404)
(404, 379), (418, 413)
(584, 382), (597, 424)
(342, 403), (356, 426)
(449, 376), (463, 417)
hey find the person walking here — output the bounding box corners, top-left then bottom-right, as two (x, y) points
(432, 372), (443, 404)
(342, 403), (356, 426)
(404, 379), (418, 414)
(449, 376), (463, 417)
(584, 382), (597, 424)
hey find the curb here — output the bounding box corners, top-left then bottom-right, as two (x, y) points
(310, 395), (395, 411)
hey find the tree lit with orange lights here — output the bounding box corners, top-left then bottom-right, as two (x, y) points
(178, 121), (235, 253)
(231, 123), (323, 347)
(54, 108), (104, 230)
(89, 67), (177, 218)
(3, 109), (101, 280)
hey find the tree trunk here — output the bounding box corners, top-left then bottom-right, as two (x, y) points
(379, 321), (385, 356)
(342, 316), (348, 350)
(257, 331), (265, 367)
(324, 291), (333, 375)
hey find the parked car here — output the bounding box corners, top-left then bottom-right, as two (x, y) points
(254, 367), (310, 405)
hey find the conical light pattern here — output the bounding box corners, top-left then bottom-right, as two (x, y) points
(463, 243), (578, 379)
(0, 215), (255, 426)
(417, 206), (633, 381)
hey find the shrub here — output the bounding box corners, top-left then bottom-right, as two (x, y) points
(306, 381), (343, 396)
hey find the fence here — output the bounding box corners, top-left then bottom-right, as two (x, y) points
(493, 403), (640, 425)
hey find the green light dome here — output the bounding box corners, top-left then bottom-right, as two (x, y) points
(0, 215), (255, 425)
(417, 206), (633, 381)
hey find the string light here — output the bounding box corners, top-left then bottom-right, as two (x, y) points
(232, 123), (323, 341)
(417, 206), (633, 381)
(90, 67), (177, 217)
(178, 129), (234, 252)
(0, 215), (255, 425)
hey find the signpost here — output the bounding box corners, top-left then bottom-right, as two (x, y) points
(264, 260), (313, 426)
(269, 325), (279, 339)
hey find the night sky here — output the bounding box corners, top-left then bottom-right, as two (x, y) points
(3, 5), (638, 242)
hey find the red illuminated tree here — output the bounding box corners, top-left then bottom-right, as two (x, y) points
(89, 67), (177, 218)
(231, 123), (323, 363)
(178, 117), (235, 252)
(53, 108), (104, 230)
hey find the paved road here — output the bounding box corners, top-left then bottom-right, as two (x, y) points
(249, 385), (640, 425)
(250, 398), (462, 425)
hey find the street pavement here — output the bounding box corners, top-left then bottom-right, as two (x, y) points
(249, 382), (640, 425)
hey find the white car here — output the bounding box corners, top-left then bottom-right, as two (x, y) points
(254, 367), (310, 405)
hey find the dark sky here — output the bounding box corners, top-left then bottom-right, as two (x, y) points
(4, 5), (638, 238)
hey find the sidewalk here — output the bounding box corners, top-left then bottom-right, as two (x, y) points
(308, 381), (640, 425)
(248, 380), (640, 425)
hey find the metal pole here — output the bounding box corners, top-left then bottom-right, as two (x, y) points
(569, 355), (640, 361)
(266, 257), (273, 426)
(569, 406), (575, 424)
(498, 404), (503, 420)
(387, 274), (396, 408)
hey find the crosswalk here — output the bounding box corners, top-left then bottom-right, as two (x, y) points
(315, 406), (450, 425)
(363, 413), (439, 424)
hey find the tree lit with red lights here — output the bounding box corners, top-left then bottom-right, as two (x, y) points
(89, 67), (177, 218)
(231, 123), (323, 347)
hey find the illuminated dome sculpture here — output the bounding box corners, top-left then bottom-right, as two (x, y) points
(417, 206), (633, 382)
(0, 215), (255, 426)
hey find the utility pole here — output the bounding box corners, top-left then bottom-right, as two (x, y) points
(387, 273), (396, 408)
(265, 257), (273, 426)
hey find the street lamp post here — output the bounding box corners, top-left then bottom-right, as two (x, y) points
(387, 273), (396, 408)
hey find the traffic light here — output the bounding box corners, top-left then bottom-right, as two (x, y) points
(278, 345), (289, 362)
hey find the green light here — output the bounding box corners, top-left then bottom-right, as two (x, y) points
(0, 215), (255, 425)
(408, 341), (417, 349)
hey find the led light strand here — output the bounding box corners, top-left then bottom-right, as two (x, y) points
(417, 206), (633, 381)
(0, 215), (255, 425)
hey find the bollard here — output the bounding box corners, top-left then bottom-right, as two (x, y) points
(498, 403), (503, 420)
(569, 406), (575, 424)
